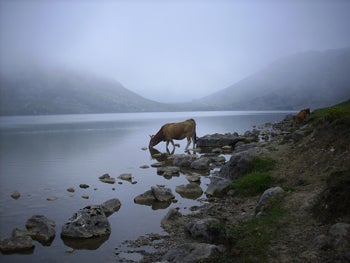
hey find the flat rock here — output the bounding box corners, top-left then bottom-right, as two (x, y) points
(25, 215), (56, 245)
(190, 157), (210, 170)
(99, 174), (116, 184)
(61, 205), (111, 239)
(79, 184), (90, 189)
(47, 196), (58, 201)
(151, 161), (165, 167)
(186, 173), (201, 182)
(176, 183), (203, 199)
(134, 190), (157, 205)
(0, 235), (35, 253)
(118, 173), (132, 181)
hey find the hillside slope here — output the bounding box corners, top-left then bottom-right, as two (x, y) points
(0, 66), (174, 115)
(196, 47), (350, 110)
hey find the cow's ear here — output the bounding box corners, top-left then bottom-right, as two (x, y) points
(149, 135), (154, 138)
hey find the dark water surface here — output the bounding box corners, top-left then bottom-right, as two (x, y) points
(0, 111), (292, 262)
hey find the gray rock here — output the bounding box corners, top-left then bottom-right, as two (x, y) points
(0, 235), (35, 253)
(99, 174), (116, 184)
(328, 223), (350, 249)
(118, 173), (132, 181)
(151, 161), (165, 167)
(196, 133), (246, 148)
(255, 187), (284, 215)
(292, 130), (305, 142)
(186, 218), (220, 242)
(175, 184), (203, 199)
(61, 205), (111, 239)
(101, 198), (121, 216)
(161, 208), (183, 229)
(234, 142), (257, 153)
(25, 215), (56, 245)
(163, 242), (219, 263)
(186, 173), (201, 182)
(205, 176), (232, 196)
(190, 157), (210, 170)
(134, 190), (157, 205)
(67, 187), (75, 193)
(220, 149), (259, 180)
(11, 191), (20, 200)
(173, 154), (197, 167)
(157, 166), (180, 175)
(151, 186), (175, 202)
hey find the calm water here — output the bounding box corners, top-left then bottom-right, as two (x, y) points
(0, 111), (292, 262)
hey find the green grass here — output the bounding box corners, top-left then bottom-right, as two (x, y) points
(247, 156), (276, 173)
(308, 99), (350, 125)
(221, 156), (277, 197)
(231, 172), (275, 196)
(232, 199), (286, 262)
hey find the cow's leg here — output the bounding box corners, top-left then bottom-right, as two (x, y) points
(185, 137), (191, 151)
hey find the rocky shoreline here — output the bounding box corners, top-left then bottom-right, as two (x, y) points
(123, 112), (350, 262)
(2, 109), (349, 262)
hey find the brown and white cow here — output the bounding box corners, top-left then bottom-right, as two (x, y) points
(149, 119), (196, 150)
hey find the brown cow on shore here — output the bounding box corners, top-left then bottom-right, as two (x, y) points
(293, 108), (310, 126)
(149, 119), (196, 151)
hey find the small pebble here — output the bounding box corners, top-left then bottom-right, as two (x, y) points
(67, 187), (75, 193)
(65, 248), (74, 253)
(79, 184), (90, 189)
(81, 194), (89, 199)
(47, 196), (58, 201)
(11, 191), (21, 200)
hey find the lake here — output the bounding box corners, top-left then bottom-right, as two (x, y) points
(0, 111), (293, 262)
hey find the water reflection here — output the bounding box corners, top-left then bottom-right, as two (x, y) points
(62, 235), (110, 250)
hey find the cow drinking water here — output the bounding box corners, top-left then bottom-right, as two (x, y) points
(149, 119), (196, 151)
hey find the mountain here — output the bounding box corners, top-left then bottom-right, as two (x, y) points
(195, 46), (350, 110)
(0, 65), (175, 115)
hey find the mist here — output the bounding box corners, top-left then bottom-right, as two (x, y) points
(1, 0), (350, 103)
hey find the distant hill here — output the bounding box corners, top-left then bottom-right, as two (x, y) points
(0, 65), (175, 115)
(194, 46), (350, 110)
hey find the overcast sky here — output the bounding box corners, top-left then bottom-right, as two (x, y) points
(1, 0), (350, 102)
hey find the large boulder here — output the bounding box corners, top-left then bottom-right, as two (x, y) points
(163, 242), (220, 263)
(220, 148), (259, 180)
(205, 176), (232, 196)
(61, 205), (111, 239)
(25, 215), (56, 246)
